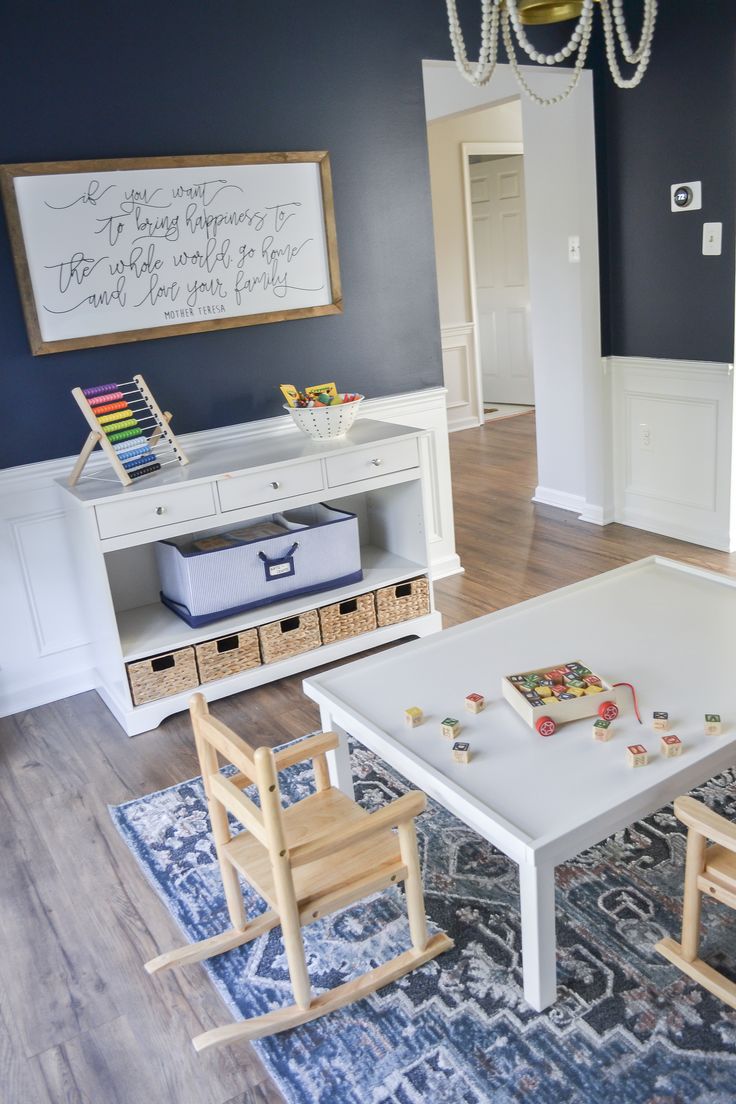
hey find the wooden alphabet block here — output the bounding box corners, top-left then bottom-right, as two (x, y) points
(704, 714), (722, 736)
(652, 711), (669, 732)
(441, 717), (461, 739)
(593, 718), (612, 741)
(627, 744), (649, 767)
(660, 734), (682, 758)
(464, 693), (485, 714)
(537, 686), (553, 698)
(404, 707), (423, 728)
(452, 741), (471, 763)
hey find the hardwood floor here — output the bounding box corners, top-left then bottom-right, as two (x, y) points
(2, 412), (734, 1104)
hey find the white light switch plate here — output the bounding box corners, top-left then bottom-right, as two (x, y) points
(702, 222), (722, 256)
(568, 235), (580, 263)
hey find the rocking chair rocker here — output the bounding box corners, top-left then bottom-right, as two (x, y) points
(144, 694), (453, 1051)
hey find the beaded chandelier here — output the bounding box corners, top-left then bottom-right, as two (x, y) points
(446, 0), (657, 106)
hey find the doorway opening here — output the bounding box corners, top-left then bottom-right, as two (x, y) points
(464, 143), (534, 421)
(423, 60), (604, 522)
(425, 96), (536, 433)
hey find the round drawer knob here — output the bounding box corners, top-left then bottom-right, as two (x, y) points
(155, 506), (166, 516)
(270, 481), (281, 490)
(370, 458), (383, 467)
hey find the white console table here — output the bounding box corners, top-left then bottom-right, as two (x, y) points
(59, 419), (442, 736)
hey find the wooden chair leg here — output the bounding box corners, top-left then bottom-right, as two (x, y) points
(255, 745), (312, 1009)
(398, 819), (429, 952)
(681, 827), (706, 962)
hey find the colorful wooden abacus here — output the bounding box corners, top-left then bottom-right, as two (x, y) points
(69, 375), (189, 487)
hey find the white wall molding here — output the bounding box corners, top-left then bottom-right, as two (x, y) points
(440, 322), (481, 432)
(608, 355), (735, 552)
(0, 387), (461, 718)
(533, 487), (587, 515)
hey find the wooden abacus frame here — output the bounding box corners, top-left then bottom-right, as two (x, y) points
(69, 374), (189, 487)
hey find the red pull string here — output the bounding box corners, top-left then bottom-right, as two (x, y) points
(613, 682), (642, 724)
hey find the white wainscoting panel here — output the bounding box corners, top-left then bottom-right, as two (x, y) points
(610, 357), (735, 551)
(0, 387), (460, 718)
(440, 323), (481, 431)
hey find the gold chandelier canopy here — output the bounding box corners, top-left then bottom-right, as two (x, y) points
(517, 0), (586, 25)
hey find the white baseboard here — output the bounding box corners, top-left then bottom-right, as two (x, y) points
(447, 416), (480, 433)
(430, 553), (465, 580)
(0, 387), (461, 719)
(533, 486), (587, 514)
(0, 667), (97, 719)
(578, 504), (615, 526)
(615, 509), (734, 554)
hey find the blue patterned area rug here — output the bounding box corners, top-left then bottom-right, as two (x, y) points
(111, 743), (736, 1104)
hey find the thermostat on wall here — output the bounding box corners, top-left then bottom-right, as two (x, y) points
(670, 181), (702, 212)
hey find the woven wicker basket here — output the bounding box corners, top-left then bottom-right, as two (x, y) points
(319, 592), (377, 644)
(259, 609), (322, 664)
(195, 629), (261, 683)
(375, 576), (430, 627)
(127, 646), (199, 705)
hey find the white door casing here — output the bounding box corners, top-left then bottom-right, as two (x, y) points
(469, 155), (534, 406)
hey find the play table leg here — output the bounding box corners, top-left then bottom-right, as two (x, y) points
(319, 709), (355, 801)
(518, 861), (557, 1011)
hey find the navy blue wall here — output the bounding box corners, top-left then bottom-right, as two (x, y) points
(596, 0), (736, 362)
(0, 0), (458, 467)
(1, 1), (734, 467)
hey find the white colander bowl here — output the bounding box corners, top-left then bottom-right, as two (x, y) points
(284, 395), (364, 440)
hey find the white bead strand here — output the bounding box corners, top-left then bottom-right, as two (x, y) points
(502, 3), (594, 106)
(446, 0), (501, 87)
(600, 0), (657, 89)
(610, 0), (657, 65)
(505, 0), (593, 66)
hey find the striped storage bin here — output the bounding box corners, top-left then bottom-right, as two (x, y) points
(195, 629), (261, 683)
(126, 646), (199, 705)
(156, 504), (362, 628)
(259, 609), (322, 665)
(375, 576), (431, 627)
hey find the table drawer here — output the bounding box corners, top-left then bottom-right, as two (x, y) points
(217, 459), (324, 512)
(96, 483), (217, 540)
(325, 438), (419, 488)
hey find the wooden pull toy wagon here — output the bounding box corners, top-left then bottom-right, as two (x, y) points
(502, 661), (619, 736)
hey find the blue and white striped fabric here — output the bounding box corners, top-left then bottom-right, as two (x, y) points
(155, 504), (362, 626)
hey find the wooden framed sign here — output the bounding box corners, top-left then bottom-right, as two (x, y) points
(0, 152), (342, 355)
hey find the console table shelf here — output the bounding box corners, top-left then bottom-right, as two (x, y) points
(59, 418), (442, 736)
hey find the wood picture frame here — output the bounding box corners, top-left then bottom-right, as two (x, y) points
(0, 152), (342, 356)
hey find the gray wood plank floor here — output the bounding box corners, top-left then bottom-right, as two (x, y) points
(3, 413), (734, 1103)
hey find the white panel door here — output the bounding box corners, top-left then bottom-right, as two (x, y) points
(470, 156), (534, 405)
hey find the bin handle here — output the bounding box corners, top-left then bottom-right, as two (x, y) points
(258, 541), (299, 564)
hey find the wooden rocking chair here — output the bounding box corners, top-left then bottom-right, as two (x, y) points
(656, 795), (736, 1009)
(144, 694), (453, 1051)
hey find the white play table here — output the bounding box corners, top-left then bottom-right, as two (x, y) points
(302, 557), (736, 1010)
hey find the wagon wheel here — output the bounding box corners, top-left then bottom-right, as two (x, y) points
(599, 701), (619, 722)
(536, 715), (556, 737)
